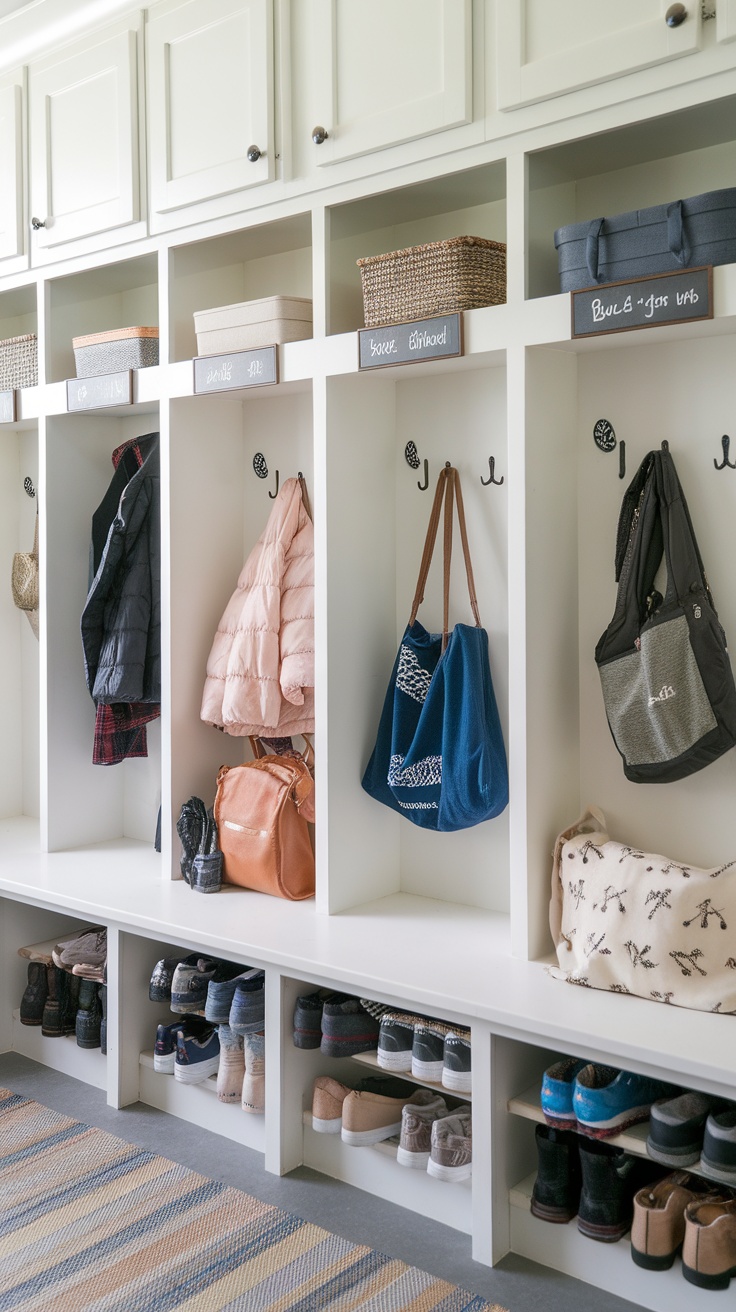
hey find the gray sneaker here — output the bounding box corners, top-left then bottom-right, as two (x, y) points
(411, 1020), (451, 1083)
(397, 1091), (449, 1168)
(377, 1011), (421, 1072)
(442, 1028), (471, 1094)
(427, 1109), (472, 1182)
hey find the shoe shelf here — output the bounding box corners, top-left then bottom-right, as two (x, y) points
(11, 1011), (107, 1091)
(350, 1050), (472, 1102)
(507, 1083), (649, 1156)
(508, 1173), (732, 1312)
(300, 1111), (472, 1235)
(138, 1052), (266, 1153)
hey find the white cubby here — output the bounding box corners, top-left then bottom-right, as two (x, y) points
(168, 216), (313, 364)
(327, 162), (507, 336)
(47, 254), (159, 384)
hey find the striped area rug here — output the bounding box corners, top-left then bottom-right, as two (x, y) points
(0, 1088), (504, 1311)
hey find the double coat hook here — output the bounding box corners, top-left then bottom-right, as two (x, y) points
(714, 434), (736, 470)
(480, 456), (504, 487)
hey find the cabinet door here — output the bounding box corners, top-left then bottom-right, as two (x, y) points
(0, 78), (24, 263)
(497, 1), (703, 110)
(29, 27), (140, 249)
(310, 0), (472, 166)
(147, 0), (273, 216)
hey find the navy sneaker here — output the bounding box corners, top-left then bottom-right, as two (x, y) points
(204, 964), (253, 1024)
(412, 1020), (450, 1083)
(541, 1057), (588, 1129)
(647, 1091), (730, 1168)
(700, 1104), (736, 1185)
(174, 1026), (220, 1083)
(155, 1016), (212, 1073)
(442, 1028), (471, 1094)
(170, 956), (218, 1013)
(574, 1065), (679, 1139)
(229, 970), (265, 1034)
(149, 954), (195, 1002)
(377, 1011), (418, 1072)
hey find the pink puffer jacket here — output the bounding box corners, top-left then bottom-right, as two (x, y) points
(200, 477), (314, 736)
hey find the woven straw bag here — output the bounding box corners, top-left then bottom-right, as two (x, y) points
(12, 514), (39, 611)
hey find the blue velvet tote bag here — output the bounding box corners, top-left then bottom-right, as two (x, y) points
(362, 464), (508, 831)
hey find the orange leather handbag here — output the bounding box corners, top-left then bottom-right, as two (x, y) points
(214, 738), (315, 900)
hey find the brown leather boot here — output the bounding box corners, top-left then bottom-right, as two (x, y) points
(683, 1196), (736, 1290)
(631, 1171), (715, 1269)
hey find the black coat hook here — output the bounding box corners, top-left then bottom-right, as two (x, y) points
(268, 470), (280, 498)
(714, 434), (736, 471)
(417, 459), (429, 491)
(619, 440), (626, 479)
(480, 456), (504, 487)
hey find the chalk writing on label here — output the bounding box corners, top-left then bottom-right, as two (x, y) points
(193, 347), (277, 392)
(66, 371), (133, 411)
(572, 267), (712, 338)
(359, 313), (462, 369)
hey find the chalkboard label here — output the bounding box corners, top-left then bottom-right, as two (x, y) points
(193, 347), (278, 393)
(359, 313), (463, 370)
(0, 390), (16, 423)
(67, 370), (133, 411)
(572, 267), (713, 338)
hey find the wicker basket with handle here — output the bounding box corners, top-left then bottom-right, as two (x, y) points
(0, 334), (38, 391)
(357, 235), (506, 329)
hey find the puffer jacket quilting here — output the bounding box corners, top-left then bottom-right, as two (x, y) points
(201, 476), (314, 736)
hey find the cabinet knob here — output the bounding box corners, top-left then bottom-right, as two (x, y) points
(31, 216), (46, 230)
(246, 145), (263, 163)
(665, 3), (687, 26)
(312, 125), (329, 145)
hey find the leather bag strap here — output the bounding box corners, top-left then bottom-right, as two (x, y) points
(409, 464), (482, 650)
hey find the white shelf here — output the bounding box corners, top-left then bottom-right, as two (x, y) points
(138, 1052), (265, 1151)
(11, 1011), (107, 1091)
(508, 1083), (650, 1157)
(509, 1172), (733, 1312)
(350, 1050), (472, 1102)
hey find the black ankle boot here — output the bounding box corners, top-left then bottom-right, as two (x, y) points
(577, 1138), (647, 1241)
(99, 984), (107, 1055)
(531, 1124), (582, 1222)
(42, 964), (62, 1036)
(76, 979), (102, 1049)
(20, 962), (48, 1026)
(60, 971), (80, 1037)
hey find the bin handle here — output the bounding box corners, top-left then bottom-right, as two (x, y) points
(667, 200), (691, 267)
(586, 218), (606, 285)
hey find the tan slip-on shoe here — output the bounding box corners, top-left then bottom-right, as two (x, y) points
(631, 1171), (715, 1270)
(312, 1076), (352, 1133)
(682, 1196), (736, 1290)
(341, 1085), (434, 1146)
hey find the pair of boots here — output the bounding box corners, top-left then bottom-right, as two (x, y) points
(21, 962), (106, 1050)
(216, 1026), (265, 1112)
(531, 1123), (658, 1241)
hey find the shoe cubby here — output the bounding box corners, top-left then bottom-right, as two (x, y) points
(120, 932), (267, 1154)
(497, 1035), (736, 1312)
(0, 898), (108, 1089)
(0, 284), (39, 402)
(0, 420), (39, 838)
(43, 410), (161, 854)
(46, 253), (160, 385)
(166, 385), (313, 880)
(526, 94), (736, 300)
(285, 978), (474, 1235)
(326, 161), (507, 336)
(168, 216), (313, 364)
(320, 358), (508, 916)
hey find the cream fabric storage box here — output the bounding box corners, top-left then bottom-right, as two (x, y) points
(0, 334), (38, 390)
(193, 296), (313, 355)
(73, 327), (159, 377)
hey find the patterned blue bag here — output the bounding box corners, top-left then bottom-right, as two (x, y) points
(362, 465), (508, 831)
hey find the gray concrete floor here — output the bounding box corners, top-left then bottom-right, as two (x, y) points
(0, 1053), (644, 1312)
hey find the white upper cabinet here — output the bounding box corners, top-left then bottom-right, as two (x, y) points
(0, 71), (25, 267)
(29, 22), (142, 252)
(497, 0), (703, 111)
(718, 0), (736, 42)
(147, 0), (273, 219)
(307, 0), (473, 166)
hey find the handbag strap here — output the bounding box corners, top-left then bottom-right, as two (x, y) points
(409, 464), (482, 651)
(31, 512), (38, 561)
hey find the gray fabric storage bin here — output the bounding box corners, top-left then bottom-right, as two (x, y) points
(554, 188), (736, 292)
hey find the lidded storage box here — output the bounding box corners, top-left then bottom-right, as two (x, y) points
(0, 334), (38, 390)
(554, 188), (736, 292)
(73, 326), (159, 377)
(193, 296), (313, 355)
(357, 235), (506, 328)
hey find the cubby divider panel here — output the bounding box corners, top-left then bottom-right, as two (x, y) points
(0, 422), (39, 828)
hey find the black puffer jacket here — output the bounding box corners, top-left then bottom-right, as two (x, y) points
(81, 433), (160, 705)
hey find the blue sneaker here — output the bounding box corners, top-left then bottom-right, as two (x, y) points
(174, 1026), (220, 1083)
(154, 1016), (212, 1073)
(229, 970), (265, 1034)
(573, 1064), (678, 1139)
(170, 956), (218, 1013)
(541, 1057), (588, 1129)
(204, 964), (253, 1024)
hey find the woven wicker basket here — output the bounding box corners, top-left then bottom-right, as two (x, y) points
(0, 334), (38, 390)
(357, 235), (506, 328)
